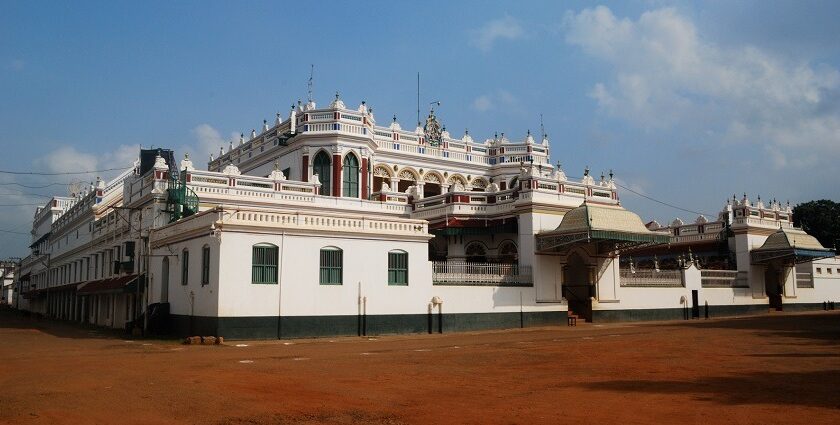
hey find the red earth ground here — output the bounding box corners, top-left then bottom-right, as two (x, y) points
(0, 308), (838, 424)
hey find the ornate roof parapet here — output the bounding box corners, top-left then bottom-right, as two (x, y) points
(222, 163), (241, 176)
(328, 92), (346, 109)
(389, 115), (402, 131)
(741, 192), (750, 207)
(671, 218), (684, 227)
(462, 129), (473, 144)
(499, 132), (510, 144)
(180, 153), (194, 171)
(262, 119), (269, 132)
(268, 160), (286, 181)
(276, 112), (283, 125)
(524, 130), (535, 144)
(606, 169), (617, 190)
(581, 166), (595, 186)
(755, 195), (765, 210)
(542, 133), (549, 146)
(304, 100), (316, 111)
(250, 129), (257, 139)
(239, 133), (245, 145)
(695, 215), (708, 224)
(153, 152), (168, 170)
(357, 101), (368, 114)
(552, 161), (567, 182)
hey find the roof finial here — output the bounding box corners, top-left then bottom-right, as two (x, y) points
(393, 114), (397, 123)
(609, 169), (614, 180)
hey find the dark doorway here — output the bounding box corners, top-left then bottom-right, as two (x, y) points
(765, 265), (783, 311)
(691, 290), (699, 319)
(563, 252), (593, 322)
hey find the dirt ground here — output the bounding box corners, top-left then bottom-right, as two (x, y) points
(0, 309), (838, 425)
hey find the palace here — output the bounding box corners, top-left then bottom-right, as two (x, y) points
(11, 94), (840, 339)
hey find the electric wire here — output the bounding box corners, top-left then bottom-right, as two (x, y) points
(0, 167), (125, 176)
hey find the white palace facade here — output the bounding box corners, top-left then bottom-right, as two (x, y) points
(12, 94), (840, 339)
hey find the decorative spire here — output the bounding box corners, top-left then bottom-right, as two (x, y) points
(277, 112), (283, 124)
(263, 119), (269, 131)
(250, 129), (256, 139)
(239, 133), (244, 145)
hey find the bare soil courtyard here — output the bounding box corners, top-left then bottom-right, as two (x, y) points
(0, 308), (838, 424)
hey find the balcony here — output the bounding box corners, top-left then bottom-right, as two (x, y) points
(432, 261), (532, 287)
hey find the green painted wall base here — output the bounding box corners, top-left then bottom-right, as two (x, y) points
(169, 310), (568, 340)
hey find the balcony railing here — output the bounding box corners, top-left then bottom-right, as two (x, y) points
(620, 269), (683, 287)
(432, 261), (532, 287)
(700, 269), (749, 288)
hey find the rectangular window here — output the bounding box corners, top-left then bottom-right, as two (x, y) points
(388, 251), (409, 285)
(829, 268), (833, 274)
(201, 246), (210, 285)
(252, 245), (278, 284)
(817, 268), (822, 274)
(181, 251), (189, 285)
(319, 248), (343, 285)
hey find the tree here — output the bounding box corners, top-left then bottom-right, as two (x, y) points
(792, 200), (840, 249)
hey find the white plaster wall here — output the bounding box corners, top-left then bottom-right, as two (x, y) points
(217, 232), (433, 317)
(150, 235), (220, 317)
(433, 285), (562, 314)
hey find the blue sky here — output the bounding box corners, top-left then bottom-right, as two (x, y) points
(2, 0), (839, 258)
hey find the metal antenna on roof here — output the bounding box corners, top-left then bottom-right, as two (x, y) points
(307, 64), (314, 103)
(540, 113), (546, 141)
(417, 72), (421, 126)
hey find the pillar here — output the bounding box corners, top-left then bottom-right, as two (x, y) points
(361, 157), (369, 199)
(332, 154), (342, 197)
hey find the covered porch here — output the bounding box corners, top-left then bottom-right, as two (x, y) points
(535, 203), (670, 321)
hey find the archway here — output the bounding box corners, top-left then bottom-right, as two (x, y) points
(372, 165), (392, 193)
(397, 168), (418, 193)
(764, 264), (783, 311)
(423, 172), (444, 197)
(464, 242), (488, 263)
(564, 252), (593, 322)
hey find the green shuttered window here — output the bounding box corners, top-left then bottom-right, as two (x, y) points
(319, 247), (343, 285)
(388, 250), (408, 285)
(252, 244), (278, 284)
(342, 154), (359, 198)
(313, 151), (331, 196)
(181, 250), (189, 286)
(201, 245), (210, 286)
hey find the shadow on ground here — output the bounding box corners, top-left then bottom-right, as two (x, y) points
(581, 369), (840, 410)
(663, 312), (840, 345)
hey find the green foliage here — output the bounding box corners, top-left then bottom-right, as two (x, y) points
(793, 200), (840, 249)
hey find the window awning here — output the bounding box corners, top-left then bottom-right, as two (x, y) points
(77, 274), (140, 295)
(536, 203), (670, 254)
(751, 228), (835, 264)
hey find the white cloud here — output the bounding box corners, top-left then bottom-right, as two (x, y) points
(186, 123), (239, 162)
(472, 95), (493, 111)
(563, 6), (840, 168)
(469, 16), (525, 52)
(471, 90), (522, 113)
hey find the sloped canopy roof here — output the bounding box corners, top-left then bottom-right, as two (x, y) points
(751, 228), (834, 264)
(536, 203), (670, 253)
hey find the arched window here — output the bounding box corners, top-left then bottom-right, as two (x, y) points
(498, 241), (518, 263)
(252, 243), (278, 284)
(464, 242), (487, 263)
(181, 249), (189, 286)
(161, 257), (169, 302)
(342, 153), (359, 198)
(313, 151), (331, 196)
(319, 247), (343, 285)
(388, 250), (409, 286)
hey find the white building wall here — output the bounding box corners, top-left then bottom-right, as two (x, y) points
(217, 232), (433, 318)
